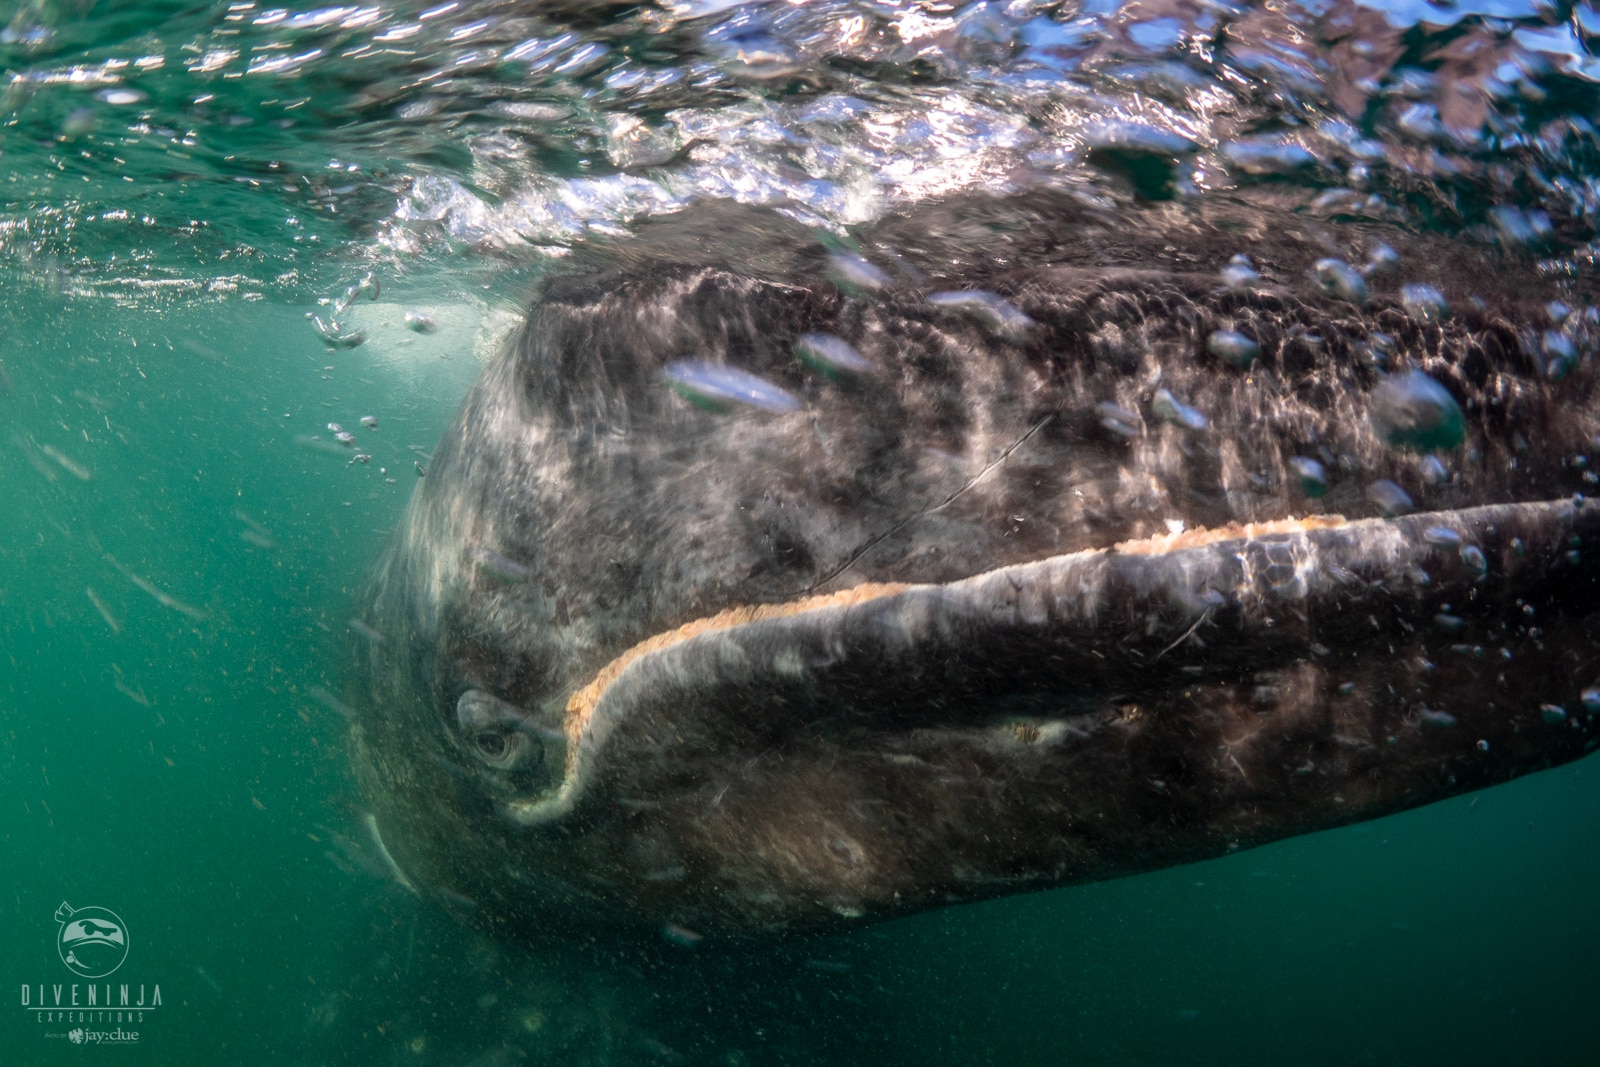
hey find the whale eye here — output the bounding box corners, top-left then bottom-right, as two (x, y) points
(473, 730), (511, 760)
(456, 689), (548, 773)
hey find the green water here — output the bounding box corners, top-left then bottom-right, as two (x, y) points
(1, 0), (1599, 1062)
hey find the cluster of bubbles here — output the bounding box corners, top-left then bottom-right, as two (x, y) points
(0, 0), (1593, 301)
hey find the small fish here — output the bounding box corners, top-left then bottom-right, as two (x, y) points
(106, 555), (208, 621)
(192, 966), (222, 995)
(662, 923), (703, 948)
(826, 251), (891, 294)
(307, 686), (356, 721)
(470, 545), (534, 583)
(112, 666), (150, 707)
(927, 290), (1034, 343)
(347, 618), (387, 645)
(796, 333), (874, 378)
(1151, 388), (1208, 431)
(663, 361), (801, 414)
(39, 444), (90, 481)
(1207, 329), (1258, 370)
(12, 434), (57, 481)
(85, 587), (121, 635)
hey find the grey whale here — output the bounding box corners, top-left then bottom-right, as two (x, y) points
(350, 193), (1600, 939)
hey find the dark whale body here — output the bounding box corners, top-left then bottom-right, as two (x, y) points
(351, 193), (1600, 939)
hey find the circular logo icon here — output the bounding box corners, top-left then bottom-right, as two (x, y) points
(55, 903), (128, 978)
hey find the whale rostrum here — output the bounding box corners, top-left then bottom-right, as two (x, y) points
(350, 196), (1600, 938)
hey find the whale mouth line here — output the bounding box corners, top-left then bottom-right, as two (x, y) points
(502, 497), (1598, 828)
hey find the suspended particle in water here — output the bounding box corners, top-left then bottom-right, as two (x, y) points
(1541, 705), (1568, 725)
(359, 415), (378, 429)
(404, 309), (438, 333)
(1582, 688), (1600, 715)
(1475, 739), (1491, 752)
(1419, 708), (1458, 727)
(1460, 544), (1488, 578)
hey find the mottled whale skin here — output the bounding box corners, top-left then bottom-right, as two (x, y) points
(351, 194), (1600, 940)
